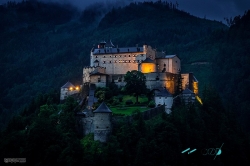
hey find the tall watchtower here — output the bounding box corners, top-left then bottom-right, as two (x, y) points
(93, 102), (112, 142)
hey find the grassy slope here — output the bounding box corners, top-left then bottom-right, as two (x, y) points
(110, 95), (149, 115)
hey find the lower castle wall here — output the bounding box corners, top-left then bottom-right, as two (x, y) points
(82, 117), (94, 136)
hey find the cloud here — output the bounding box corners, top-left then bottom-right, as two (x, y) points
(176, 0), (249, 21)
(0, 0), (249, 21)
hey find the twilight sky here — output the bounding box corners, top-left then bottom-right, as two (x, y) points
(0, 0), (249, 22)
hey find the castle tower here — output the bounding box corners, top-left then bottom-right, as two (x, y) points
(60, 81), (79, 100)
(93, 102), (112, 142)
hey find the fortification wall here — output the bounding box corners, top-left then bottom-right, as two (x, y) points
(144, 45), (156, 59)
(83, 67), (95, 83)
(144, 72), (176, 93)
(90, 75), (107, 88)
(82, 117), (94, 136)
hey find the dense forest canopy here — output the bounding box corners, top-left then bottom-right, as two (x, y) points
(0, 0), (250, 165)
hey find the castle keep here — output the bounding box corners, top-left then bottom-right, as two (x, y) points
(61, 41), (199, 142)
(82, 41), (197, 94)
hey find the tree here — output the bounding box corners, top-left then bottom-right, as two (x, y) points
(124, 70), (147, 103)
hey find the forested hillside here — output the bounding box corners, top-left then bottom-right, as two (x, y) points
(1, 0), (250, 165)
(211, 11), (250, 131)
(0, 0), (227, 130)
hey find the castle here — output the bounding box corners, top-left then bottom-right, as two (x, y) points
(61, 41), (199, 142)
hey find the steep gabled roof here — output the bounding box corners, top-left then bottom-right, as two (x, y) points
(165, 55), (177, 58)
(93, 102), (112, 113)
(182, 88), (194, 94)
(61, 81), (75, 88)
(142, 57), (154, 63)
(154, 87), (172, 97)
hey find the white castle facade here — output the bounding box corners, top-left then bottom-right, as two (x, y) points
(82, 41), (198, 94)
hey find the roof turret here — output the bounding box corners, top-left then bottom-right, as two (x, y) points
(142, 57), (154, 63)
(154, 87), (172, 97)
(61, 81), (75, 88)
(93, 102), (112, 113)
(182, 88), (194, 94)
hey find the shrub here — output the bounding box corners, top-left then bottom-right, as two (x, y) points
(125, 100), (133, 105)
(112, 99), (119, 106)
(118, 95), (123, 102)
(148, 100), (156, 108)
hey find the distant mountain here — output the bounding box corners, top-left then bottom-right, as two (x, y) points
(0, 0), (229, 130)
